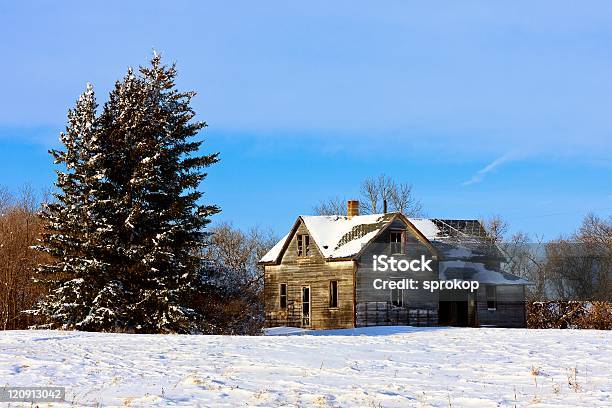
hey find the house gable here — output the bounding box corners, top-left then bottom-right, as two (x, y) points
(279, 219), (325, 265)
(353, 213), (439, 260)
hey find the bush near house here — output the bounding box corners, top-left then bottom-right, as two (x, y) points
(527, 301), (612, 330)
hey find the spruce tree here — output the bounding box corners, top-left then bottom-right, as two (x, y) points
(34, 54), (219, 333)
(32, 84), (109, 328)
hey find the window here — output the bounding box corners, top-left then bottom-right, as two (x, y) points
(390, 230), (404, 254)
(301, 286), (310, 326)
(486, 285), (497, 310)
(279, 283), (287, 308)
(329, 281), (338, 308)
(297, 234), (310, 256)
(390, 278), (404, 307)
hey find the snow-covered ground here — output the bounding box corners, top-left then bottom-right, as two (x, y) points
(1, 327), (610, 407)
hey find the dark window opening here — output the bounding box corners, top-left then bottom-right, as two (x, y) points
(329, 281), (338, 308)
(302, 287), (310, 326)
(390, 230), (404, 254)
(390, 280), (404, 307)
(297, 234), (310, 256)
(279, 283), (287, 309)
(486, 285), (497, 310)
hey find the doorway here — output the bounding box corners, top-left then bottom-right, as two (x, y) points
(439, 291), (475, 327)
(439, 301), (468, 326)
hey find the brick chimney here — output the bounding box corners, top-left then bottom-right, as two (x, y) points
(347, 200), (359, 218)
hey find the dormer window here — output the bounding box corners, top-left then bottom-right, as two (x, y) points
(390, 230), (404, 254)
(297, 234), (310, 256)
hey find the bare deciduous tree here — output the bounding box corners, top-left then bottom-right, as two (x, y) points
(314, 174), (423, 216)
(545, 214), (611, 302)
(197, 222), (277, 334)
(390, 182), (423, 217)
(0, 187), (48, 330)
(312, 197), (346, 217)
(503, 213), (611, 302)
(482, 215), (509, 244)
(501, 232), (548, 301)
(359, 177), (379, 214)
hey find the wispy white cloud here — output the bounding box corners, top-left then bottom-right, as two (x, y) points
(462, 152), (519, 186)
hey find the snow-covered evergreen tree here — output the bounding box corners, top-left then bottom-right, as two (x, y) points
(33, 54), (219, 333)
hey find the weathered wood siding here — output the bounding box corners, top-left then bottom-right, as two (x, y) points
(476, 285), (525, 328)
(355, 219), (439, 327)
(264, 222), (355, 329)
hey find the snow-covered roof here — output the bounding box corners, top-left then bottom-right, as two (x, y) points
(259, 213), (396, 262)
(259, 233), (290, 263)
(302, 213), (396, 259)
(439, 261), (529, 285)
(260, 213), (502, 265)
(406, 218), (441, 239)
(409, 218), (505, 262)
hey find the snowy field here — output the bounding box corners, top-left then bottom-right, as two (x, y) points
(0, 327), (610, 407)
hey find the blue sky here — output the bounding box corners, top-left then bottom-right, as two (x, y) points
(1, 1), (610, 239)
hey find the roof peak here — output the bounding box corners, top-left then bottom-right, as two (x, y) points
(259, 214), (490, 264)
(299, 214), (481, 223)
(299, 213), (393, 219)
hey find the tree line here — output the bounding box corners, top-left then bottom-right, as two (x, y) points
(500, 213), (611, 302)
(0, 187), (48, 330)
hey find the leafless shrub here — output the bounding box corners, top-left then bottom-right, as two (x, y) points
(526, 301), (612, 329)
(567, 367), (581, 392)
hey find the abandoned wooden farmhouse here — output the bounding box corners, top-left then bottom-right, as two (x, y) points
(259, 200), (529, 329)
